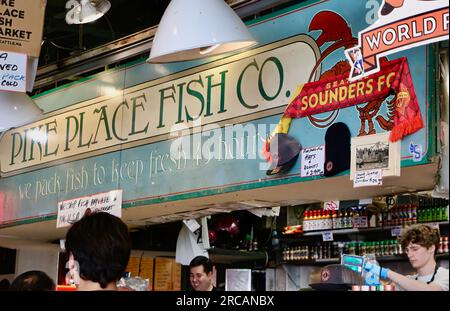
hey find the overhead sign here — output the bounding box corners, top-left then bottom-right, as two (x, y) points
(0, 50), (26, 92)
(0, 0), (47, 57)
(346, 0), (449, 81)
(0, 35), (320, 176)
(56, 189), (122, 228)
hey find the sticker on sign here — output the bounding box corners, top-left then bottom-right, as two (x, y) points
(56, 189), (122, 228)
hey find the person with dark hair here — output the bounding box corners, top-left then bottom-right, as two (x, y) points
(0, 278), (11, 291)
(64, 211), (131, 291)
(189, 256), (218, 291)
(9, 271), (55, 291)
(363, 224), (449, 291)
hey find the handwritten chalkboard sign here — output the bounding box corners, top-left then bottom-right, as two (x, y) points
(0, 50), (26, 92)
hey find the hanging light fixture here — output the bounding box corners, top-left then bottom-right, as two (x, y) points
(0, 91), (43, 132)
(148, 0), (257, 63)
(65, 0), (111, 25)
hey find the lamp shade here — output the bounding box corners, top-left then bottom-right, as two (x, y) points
(0, 91), (43, 132)
(148, 0), (257, 63)
(66, 0), (111, 25)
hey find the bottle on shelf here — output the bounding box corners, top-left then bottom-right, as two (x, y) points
(332, 210), (338, 230)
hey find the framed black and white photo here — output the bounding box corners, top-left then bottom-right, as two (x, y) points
(350, 132), (400, 180)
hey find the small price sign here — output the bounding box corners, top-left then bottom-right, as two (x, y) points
(322, 231), (334, 242)
(391, 226), (402, 237)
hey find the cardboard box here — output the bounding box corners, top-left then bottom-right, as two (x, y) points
(154, 257), (181, 291)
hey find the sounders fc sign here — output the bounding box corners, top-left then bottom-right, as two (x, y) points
(0, 35), (320, 177)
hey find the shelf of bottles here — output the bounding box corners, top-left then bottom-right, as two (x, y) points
(298, 198), (449, 236)
(281, 235), (449, 265)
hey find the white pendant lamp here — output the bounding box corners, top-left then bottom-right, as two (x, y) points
(65, 0), (111, 25)
(0, 91), (43, 132)
(148, 0), (257, 63)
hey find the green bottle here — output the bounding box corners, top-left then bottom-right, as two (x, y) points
(443, 206), (449, 222)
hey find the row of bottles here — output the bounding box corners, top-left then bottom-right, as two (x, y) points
(282, 243), (333, 261)
(282, 236), (449, 262)
(352, 284), (395, 291)
(303, 207), (368, 232)
(378, 204), (417, 227)
(340, 240), (403, 257)
(302, 200), (448, 233)
(378, 203), (448, 227)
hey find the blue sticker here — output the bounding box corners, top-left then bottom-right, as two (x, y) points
(409, 143), (423, 162)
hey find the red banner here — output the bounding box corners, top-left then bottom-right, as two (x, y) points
(285, 57), (423, 141)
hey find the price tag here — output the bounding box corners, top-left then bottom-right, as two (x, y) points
(353, 169), (383, 188)
(391, 226), (402, 237)
(322, 231), (334, 242)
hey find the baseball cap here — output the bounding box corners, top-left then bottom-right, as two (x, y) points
(266, 133), (302, 176)
(324, 122), (351, 177)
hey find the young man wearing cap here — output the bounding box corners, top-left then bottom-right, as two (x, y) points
(363, 224), (449, 291)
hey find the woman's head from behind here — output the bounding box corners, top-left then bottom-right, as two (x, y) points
(65, 212), (131, 289)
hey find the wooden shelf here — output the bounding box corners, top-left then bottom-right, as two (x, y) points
(281, 258), (339, 265)
(282, 221), (449, 239)
(208, 248), (268, 264)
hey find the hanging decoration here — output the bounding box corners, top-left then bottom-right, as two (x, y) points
(283, 57), (423, 142)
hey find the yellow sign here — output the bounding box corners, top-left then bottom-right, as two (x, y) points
(0, 0), (47, 57)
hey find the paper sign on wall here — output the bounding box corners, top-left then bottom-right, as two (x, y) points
(0, 0), (47, 57)
(0, 51), (26, 92)
(56, 189), (122, 228)
(301, 145), (325, 177)
(353, 169), (383, 188)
